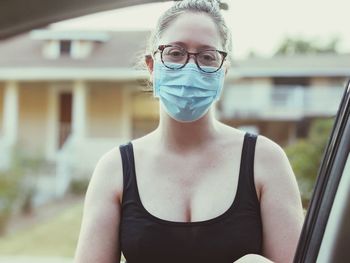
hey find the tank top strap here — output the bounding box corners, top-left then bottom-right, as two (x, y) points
(119, 133), (260, 210)
(119, 142), (137, 204)
(236, 132), (260, 208)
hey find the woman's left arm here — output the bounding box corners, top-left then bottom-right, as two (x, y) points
(253, 135), (305, 263)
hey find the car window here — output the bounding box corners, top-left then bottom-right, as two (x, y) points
(317, 152), (350, 262)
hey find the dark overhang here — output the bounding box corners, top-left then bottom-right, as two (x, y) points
(0, 0), (167, 39)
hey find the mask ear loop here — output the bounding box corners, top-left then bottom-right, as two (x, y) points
(214, 69), (225, 100)
(146, 50), (161, 98)
(153, 61), (161, 98)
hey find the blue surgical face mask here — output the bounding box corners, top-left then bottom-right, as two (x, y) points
(153, 62), (225, 122)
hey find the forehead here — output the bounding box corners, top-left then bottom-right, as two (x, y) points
(159, 12), (222, 50)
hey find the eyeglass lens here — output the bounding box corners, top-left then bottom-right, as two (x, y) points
(161, 46), (223, 73)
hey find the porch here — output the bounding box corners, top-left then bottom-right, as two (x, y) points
(0, 79), (136, 204)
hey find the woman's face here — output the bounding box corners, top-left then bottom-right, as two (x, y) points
(148, 12), (225, 75)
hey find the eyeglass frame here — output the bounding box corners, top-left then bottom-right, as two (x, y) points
(150, 44), (228, 73)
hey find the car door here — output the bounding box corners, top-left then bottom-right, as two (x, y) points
(0, 0), (166, 39)
(294, 79), (350, 263)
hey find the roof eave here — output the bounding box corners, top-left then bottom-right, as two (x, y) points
(0, 68), (149, 81)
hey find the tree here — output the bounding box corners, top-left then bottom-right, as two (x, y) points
(274, 36), (340, 56)
(284, 118), (334, 207)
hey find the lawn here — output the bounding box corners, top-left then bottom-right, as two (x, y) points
(0, 202), (83, 257)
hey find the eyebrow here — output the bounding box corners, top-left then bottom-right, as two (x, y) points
(169, 41), (217, 50)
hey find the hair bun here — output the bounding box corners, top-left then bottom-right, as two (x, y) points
(175, 0), (222, 10)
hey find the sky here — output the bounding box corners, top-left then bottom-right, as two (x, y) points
(50, 0), (350, 59)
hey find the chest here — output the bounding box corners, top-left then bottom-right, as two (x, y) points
(132, 145), (243, 223)
(119, 137), (263, 262)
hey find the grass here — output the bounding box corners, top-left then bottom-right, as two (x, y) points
(0, 203), (83, 257)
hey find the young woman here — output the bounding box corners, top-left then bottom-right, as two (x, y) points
(74, 1), (304, 262)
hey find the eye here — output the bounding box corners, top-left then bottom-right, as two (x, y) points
(199, 51), (218, 61)
(164, 47), (186, 57)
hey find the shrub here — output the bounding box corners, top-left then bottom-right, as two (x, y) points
(0, 170), (21, 235)
(0, 146), (46, 234)
(285, 118), (334, 207)
(69, 178), (90, 195)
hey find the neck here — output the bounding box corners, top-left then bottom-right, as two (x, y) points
(155, 107), (219, 153)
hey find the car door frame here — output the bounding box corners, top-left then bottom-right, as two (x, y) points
(294, 79), (350, 263)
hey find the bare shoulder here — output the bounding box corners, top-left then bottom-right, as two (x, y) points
(215, 121), (247, 145)
(85, 146), (124, 207)
(255, 134), (288, 163)
(254, 136), (304, 262)
(254, 135), (292, 184)
(215, 124), (290, 184)
(74, 147), (124, 262)
(254, 133), (304, 222)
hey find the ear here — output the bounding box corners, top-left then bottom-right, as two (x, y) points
(145, 55), (154, 73)
(145, 55), (154, 84)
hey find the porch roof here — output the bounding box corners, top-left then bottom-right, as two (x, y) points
(0, 30), (349, 79)
(0, 30), (150, 68)
(230, 54), (350, 78)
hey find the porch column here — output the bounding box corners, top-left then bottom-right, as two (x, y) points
(3, 81), (19, 145)
(121, 86), (132, 140)
(72, 80), (87, 141)
(46, 85), (58, 159)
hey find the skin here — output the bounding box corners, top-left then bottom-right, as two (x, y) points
(74, 12), (304, 263)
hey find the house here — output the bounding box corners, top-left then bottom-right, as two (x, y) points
(0, 29), (155, 204)
(219, 54), (349, 145)
(0, 29), (348, 204)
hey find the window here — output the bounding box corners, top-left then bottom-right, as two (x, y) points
(60, 40), (71, 56)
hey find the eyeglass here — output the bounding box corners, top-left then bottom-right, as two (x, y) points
(153, 44), (227, 73)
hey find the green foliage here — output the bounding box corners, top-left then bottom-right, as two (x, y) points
(0, 166), (22, 235)
(285, 118), (334, 207)
(275, 36), (340, 55)
(69, 178), (89, 195)
(0, 147), (47, 234)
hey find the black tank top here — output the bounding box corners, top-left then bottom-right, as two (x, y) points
(119, 132), (262, 263)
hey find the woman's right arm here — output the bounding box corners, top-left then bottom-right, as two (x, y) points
(74, 148), (124, 263)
